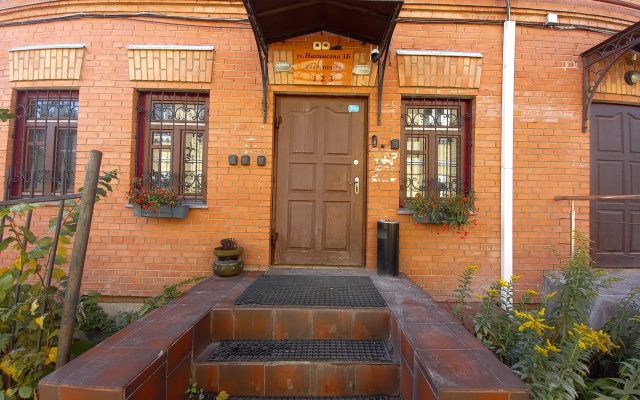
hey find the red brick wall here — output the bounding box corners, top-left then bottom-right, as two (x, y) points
(0, 0), (638, 300)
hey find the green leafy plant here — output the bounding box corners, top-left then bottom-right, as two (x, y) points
(0, 170), (118, 399)
(126, 178), (182, 212)
(453, 237), (630, 400)
(186, 381), (229, 400)
(407, 192), (477, 234)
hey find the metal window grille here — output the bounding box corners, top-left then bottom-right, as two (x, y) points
(8, 90), (78, 199)
(136, 92), (208, 203)
(400, 98), (471, 205)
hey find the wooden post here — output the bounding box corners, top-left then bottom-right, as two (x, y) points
(56, 150), (102, 368)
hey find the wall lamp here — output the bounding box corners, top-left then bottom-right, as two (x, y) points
(624, 70), (640, 85)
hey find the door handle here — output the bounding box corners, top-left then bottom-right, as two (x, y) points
(349, 177), (360, 195)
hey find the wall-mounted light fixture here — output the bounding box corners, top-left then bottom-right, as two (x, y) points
(275, 61), (292, 72)
(241, 155), (250, 165)
(353, 64), (371, 76)
(624, 70), (640, 85)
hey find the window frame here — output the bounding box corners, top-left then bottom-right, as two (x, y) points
(9, 90), (79, 199)
(400, 97), (472, 208)
(135, 91), (209, 203)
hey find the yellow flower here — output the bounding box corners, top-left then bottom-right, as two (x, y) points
(526, 289), (538, 296)
(545, 340), (560, 354)
(476, 294), (484, 300)
(514, 309), (552, 335)
(497, 278), (509, 287)
(534, 344), (549, 357)
(546, 291), (557, 299)
(35, 316), (44, 329)
(511, 275), (522, 281)
(485, 288), (500, 297)
(573, 323), (618, 353)
(468, 265), (479, 272)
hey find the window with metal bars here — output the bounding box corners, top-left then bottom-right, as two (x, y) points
(135, 92), (208, 203)
(400, 98), (472, 207)
(8, 90), (78, 199)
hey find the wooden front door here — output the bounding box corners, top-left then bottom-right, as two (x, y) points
(590, 103), (640, 267)
(273, 96), (366, 266)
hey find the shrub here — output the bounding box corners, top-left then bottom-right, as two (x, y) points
(453, 236), (639, 400)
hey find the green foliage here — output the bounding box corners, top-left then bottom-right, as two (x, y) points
(453, 236), (640, 400)
(0, 109), (15, 123)
(0, 170), (118, 399)
(451, 264), (478, 321)
(407, 192), (478, 234)
(186, 381), (229, 400)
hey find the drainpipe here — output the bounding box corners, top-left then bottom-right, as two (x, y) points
(501, 1), (515, 286)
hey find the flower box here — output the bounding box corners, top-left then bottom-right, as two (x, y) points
(413, 212), (447, 224)
(132, 204), (190, 218)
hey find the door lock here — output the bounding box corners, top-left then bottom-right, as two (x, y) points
(349, 177), (360, 195)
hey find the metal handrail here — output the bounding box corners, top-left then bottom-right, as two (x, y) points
(554, 194), (640, 256)
(554, 195), (640, 201)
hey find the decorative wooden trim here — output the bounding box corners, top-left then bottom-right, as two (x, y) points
(9, 45), (86, 81)
(396, 50), (483, 89)
(268, 48), (378, 87)
(127, 45), (215, 82)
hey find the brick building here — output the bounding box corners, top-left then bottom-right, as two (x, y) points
(0, 0), (639, 301)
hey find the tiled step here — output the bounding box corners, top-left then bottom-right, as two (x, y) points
(211, 307), (390, 341)
(194, 341), (400, 397)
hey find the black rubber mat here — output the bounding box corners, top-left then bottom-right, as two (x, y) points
(228, 396), (389, 400)
(234, 275), (387, 308)
(209, 340), (392, 362)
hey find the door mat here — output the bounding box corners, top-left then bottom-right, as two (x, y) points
(209, 339), (392, 362)
(228, 396), (389, 400)
(234, 275), (387, 308)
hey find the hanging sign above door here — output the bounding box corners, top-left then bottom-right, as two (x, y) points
(293, 48), (354, 85)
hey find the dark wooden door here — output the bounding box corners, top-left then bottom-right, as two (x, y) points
(590, 103), (640, 267)
(274, 96), (366, 266)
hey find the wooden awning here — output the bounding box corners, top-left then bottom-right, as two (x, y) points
(242, 0), (403, 123)
(581, 20), (640, 132)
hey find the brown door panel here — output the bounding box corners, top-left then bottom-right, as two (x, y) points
(274, 96), (365, 266)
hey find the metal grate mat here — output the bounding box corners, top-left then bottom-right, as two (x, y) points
(234, 275), (387, 308)
(209, 340), (392, 362)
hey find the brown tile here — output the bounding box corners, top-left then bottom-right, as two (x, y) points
(211, 309), (233, 341)
(273, 309), (313, 339)
(150, 303), (211, 324)
(58, 386), (122, 400)
(40, 346), (110, 385)
(401, 356), (414, 400)
(415, 349), (507, 391)
(390, 315), (400, 353)
(440, 390), (509, 400)
(167, 329), (194, 373)
(61, 347), (167, 391)
(166, 354), (191, 400)
(265, 364), (311, 396)
(472, 350), (529, 389)
(403, 323), (467, 350)
(352, 310), (390, 340)
(447, 324), (487, 350)
(37, 381), (60, 400)
(113, 322), (192, 351)
(218, 364), (265, 396)
(96, 320), (148, 348)
(310, 364), (355, 396)
(193, 312), (212, 357)
(355, 364), (399, 395)
(402, 303), (437, 323)
(400, 330), (414, 371)
(312, 309), (352, 339)
(234, 309), (273, 339)
(125, 361), (167, 400)
(414, 365), (437, 400)
(194, 364), (219, 393)
(509, 391), (531, 399)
